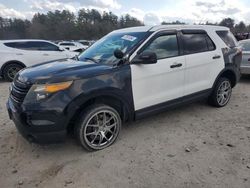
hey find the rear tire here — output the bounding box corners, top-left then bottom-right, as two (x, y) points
(208, 77), (232, 107)
(74, 104), (122, 151)
(3, 63), (24, 82)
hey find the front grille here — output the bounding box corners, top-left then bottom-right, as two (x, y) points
(10, 79), (31, 104)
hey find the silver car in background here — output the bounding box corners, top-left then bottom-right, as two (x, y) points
(239, 39), (250, 74)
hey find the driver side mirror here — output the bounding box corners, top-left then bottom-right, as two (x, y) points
(132, 51), (157, 64)
(114, 49), (124, 59)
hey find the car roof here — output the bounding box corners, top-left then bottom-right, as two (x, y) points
(113, 25), (229, 33)
(0, 39), (52, 43)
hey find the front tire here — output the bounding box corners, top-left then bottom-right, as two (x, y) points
(208, 77), (232, 107)
(3, 63), (24, 82)
(75, 104), (122, 151)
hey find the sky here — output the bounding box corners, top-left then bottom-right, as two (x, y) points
(0, 0), (250, 25)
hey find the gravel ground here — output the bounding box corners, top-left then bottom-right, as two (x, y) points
(0, 77), (250, 188)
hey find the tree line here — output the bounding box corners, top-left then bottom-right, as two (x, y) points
(0, 9), (143, 40)
(0, 9), (249, 40)
(162, 18), (250, 34)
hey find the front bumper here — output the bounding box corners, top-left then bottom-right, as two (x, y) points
(6, 98), (67, 144)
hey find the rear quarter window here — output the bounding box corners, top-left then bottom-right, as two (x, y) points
(216, 31), (238, 48)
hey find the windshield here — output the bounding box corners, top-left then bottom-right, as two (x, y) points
(78, 31), (148, 65)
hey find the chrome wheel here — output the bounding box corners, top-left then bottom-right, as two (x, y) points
(216, 80), (232, 106)
(83, 110), (120, 150)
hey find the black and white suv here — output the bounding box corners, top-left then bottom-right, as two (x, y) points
(7, 25), (242, 151)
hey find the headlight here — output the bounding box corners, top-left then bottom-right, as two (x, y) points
(23, 81), (73, 103)
(34, 81), (73, 93)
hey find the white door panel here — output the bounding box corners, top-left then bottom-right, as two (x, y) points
(131, 56), (185, 110)
(182, 32), (225, 96)
(16, 50), (46, 67)
(40, 51), (68, 62)
(184, 51), (224, 96)
(2, 49), (69, 68)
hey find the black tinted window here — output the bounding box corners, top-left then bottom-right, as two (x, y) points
(4, 42), (32, 50)
(31, 42), (60, 51)
(80, 42), (90, 45)
(60, 43), (75, 46)
(216, 31), (237, 48)
(182, 33), (215, 54)
(4, 41), (59, 51)
(143, 34), (179, 59)
(206, 36), (216, 50)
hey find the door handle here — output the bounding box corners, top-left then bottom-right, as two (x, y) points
(170, 63), (182, 68)
(213, 55), (221, 59)
(16, 53), (23, 55)
(43, 54), (49, 56)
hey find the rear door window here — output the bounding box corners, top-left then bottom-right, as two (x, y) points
(206, 35), (216, 51)
(216, 31), (238, 48)
(182, 33), (215, 54)
(30, 42), (60, 51)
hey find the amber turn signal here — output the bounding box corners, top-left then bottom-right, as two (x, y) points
(44, 81), (73, 93)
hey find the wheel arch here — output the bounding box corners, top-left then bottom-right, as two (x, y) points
(0, 60), (26, 76)
(213, 68), (237, 89)
(66, 91), (134, 132)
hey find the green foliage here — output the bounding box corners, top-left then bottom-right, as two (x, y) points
(219, 18), (235, 29)
(0, 9), (143, 40)
(162, 18), (250, 34)
(234, 21), (247, 33)
(161, 20), (185, 25)
(0, 11), (249, 40)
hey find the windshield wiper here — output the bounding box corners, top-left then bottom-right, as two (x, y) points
(83, 57), (99, 64)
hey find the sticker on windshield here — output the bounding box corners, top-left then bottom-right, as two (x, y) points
(121, 35), (137, 42)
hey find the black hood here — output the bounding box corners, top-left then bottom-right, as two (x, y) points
(17, 58), (113, 84)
